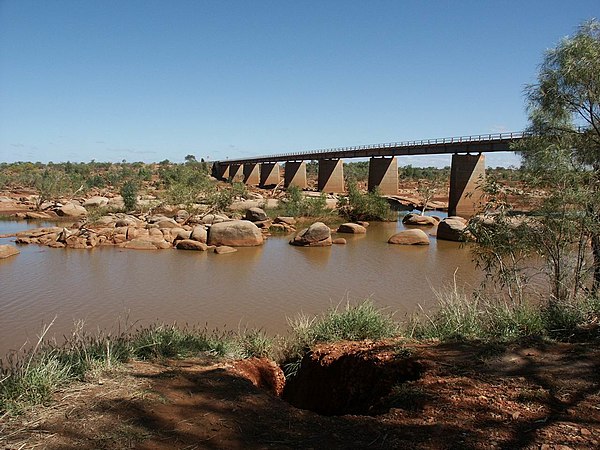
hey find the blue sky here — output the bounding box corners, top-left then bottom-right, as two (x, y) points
(1, 1), (598, 167)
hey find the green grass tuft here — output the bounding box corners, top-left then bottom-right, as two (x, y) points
(282, 300), (398, 376)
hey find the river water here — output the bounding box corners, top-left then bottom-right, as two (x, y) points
(0, 216), (479, 355)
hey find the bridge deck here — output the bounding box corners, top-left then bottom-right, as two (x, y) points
(216, 132), (525, 164)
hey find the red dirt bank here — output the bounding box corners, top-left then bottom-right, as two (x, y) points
(1, 338), (599, 449)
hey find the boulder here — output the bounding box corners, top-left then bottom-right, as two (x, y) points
(15, 227), (63, 238)
(274, 216), (296, 226)
(214, 245), (237, 254)
(190, 225), (208, 243)
(436, 218), (467, 242)
(0, 245), (19, 259)
(176, 239), (209, 251)
(253, 219), (272, 229)
(57, 202), (87, 217)
(113, 233), (127, 244)
(446, 216), (468, 225)
(38, 232), (60, 245)
(245, 207), (268, 222)
(156, 219), (179, 229)
(83, 196), (109, 208)
(174, 229), (192, 241)
(207, 220), (264, 247)
(229, 200), (262, 211)
(65, 235), (88, 249)
(108, 196), (125, 208)
(332, 238), (347, 245)
(115, 218), (137, 227)
(95, 215), (117, 226)
(123, 237), (170, 250)
(290, 222), (332, 247)
(200, 214), (230, 225)
(388, 229), (430, 245)
(337, 223), (367, 234)
(24, 211), (52, 220)
(175, 210), (190, 223)
(148, 228), (164, 238)
(402, 213), (437, 226)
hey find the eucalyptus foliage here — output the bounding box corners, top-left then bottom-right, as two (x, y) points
(522, 19), (600, 296)
(470, 19), (600, 304)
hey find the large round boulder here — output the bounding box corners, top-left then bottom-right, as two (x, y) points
(190, 225), (208, 243)
(337, 223), (367, 234)
(402, 213), (437, 226)
(245, 207), (268, 222)
(207, 220), (264, 247)
(388, 229), (430, 245)
(436, 217), (468, 241)
(57, 202), (87, 217)
(290, 222), (332, 247)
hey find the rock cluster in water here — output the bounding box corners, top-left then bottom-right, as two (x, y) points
(5, 207), (301, 255)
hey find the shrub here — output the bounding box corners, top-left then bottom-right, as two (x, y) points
(120, 181), (138, 211)
(282, 186), (332, 218)
(338, 182), (394, 221)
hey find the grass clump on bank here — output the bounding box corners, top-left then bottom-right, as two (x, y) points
(407, 282), (600, 342)
(0, 323), (271, 416)
(282, 300), (398, 376)
(2, 295), (598, 416)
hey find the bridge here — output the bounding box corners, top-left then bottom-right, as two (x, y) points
(212, 131), (526, 218)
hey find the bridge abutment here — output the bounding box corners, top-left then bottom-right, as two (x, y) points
(260, 162), (281, 187)
(448, 154), (486, 218)
(318, 159), (345, 193)
(212, 163), (229, 180)
(368, 157), (398, 195)
(284, 162), (308, 189)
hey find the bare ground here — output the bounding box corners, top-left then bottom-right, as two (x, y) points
(1, 338), (599, 449)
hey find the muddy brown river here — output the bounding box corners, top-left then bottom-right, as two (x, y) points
(0, 216), (479, 355)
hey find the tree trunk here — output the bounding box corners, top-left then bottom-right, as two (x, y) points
(592, 233), (600, 296)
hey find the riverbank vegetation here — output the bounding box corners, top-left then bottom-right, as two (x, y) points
(2, 291), (599, 417)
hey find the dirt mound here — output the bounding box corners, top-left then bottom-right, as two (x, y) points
(230, 357), (286, 396)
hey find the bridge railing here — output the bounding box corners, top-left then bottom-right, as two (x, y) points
(211, 131), (535, 164)
(233, 131), (527, 162)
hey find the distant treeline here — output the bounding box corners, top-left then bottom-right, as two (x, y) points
(0, 159), (522, 193)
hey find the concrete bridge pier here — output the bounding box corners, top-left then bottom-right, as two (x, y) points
(243, 163), (260, 186)
(260, 162), (281, 187)
(228, 163), (243, 182)
(368, 157), (398, 195)
(448, 154), (486, 218)
(317, 159), (345, 193)
(284, 162), (308, 189)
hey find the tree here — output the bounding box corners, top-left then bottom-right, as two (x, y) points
(120, 181), (138, 211)
(467, 20), (600, 306)
(522, 19), (600, 295)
